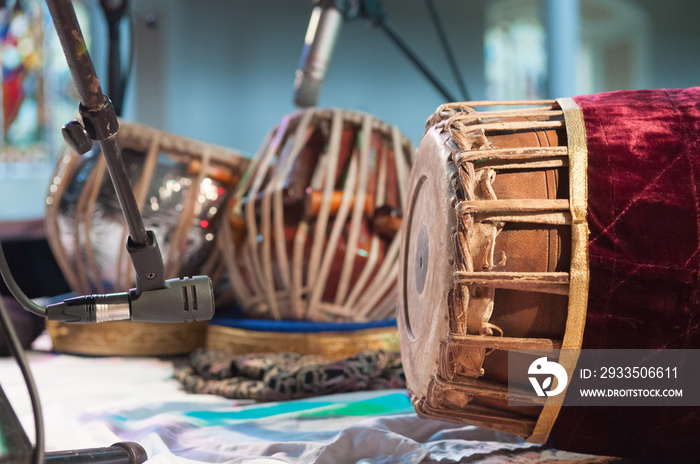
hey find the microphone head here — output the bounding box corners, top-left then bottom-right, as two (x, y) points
(294, 70), (322, 108)
(293, 5), (343, 108)
(130, 275), (215, 323)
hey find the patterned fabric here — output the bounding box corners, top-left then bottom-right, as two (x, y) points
(174, 349), (405, 401)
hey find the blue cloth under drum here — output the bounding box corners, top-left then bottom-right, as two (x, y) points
(209, 317), (397, 333)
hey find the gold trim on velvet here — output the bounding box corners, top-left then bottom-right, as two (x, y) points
(529, 98), (591, 444)
(206, 324), (400, 361)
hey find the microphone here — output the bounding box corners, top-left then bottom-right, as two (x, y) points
(45, 276), (215, 324)
(293, 2), (343, 108)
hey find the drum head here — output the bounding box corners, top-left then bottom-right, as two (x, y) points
(398, 124), (455, 400)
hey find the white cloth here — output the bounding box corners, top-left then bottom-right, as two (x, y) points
(0, 345), (609, 463)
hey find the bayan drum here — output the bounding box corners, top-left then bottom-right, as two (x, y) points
(210, 108), (413, 358)
(45, 121), (248, 355)
(398, 88), (700, 459)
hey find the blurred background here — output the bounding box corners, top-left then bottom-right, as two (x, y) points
(1, 0), (699, 221)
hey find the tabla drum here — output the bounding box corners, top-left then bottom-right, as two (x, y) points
(45, 121), (249, 356)
(209, 108), (413, 359)
(398, 88), (700, 460)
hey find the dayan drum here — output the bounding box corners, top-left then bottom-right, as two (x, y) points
(398, 88), (700, 460)
(212, 108), (413, 358)
(45, 121), (248, 355)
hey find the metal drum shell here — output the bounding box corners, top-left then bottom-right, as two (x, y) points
(45, 121), (249, 356)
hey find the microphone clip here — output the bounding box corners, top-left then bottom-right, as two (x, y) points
(127, 230), (167, 294)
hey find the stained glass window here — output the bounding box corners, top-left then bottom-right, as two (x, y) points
(1, 0), (89, 179)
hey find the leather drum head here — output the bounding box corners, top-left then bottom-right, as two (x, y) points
(398, 124), (455, 400)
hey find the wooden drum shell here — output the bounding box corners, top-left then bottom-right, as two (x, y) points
(225, 108), (413, 323)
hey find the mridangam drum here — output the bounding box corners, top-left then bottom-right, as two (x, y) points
(45, 121), (248, 355)
(399, 88), (700, 460)
(209, 108), (413, 358)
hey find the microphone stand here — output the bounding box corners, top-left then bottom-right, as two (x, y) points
(46, 0), (167, 297)
(0, 301), (148, 464)
(100, 0), (130, 117)
(349, 0), (468, 103)
(298, 0), (469, 106)
(0, 1), (165, 462)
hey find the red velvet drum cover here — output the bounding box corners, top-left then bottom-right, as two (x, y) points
(548, 88), (700, 458)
